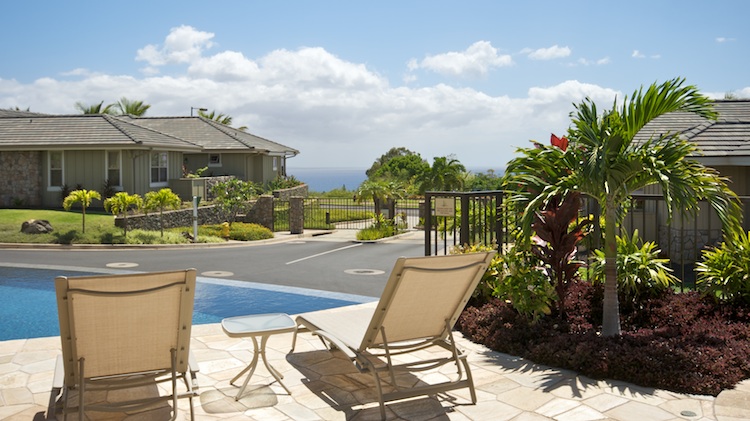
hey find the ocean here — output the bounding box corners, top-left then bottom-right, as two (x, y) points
(287, 167), (504, 193)
(287, 168), (367, 192)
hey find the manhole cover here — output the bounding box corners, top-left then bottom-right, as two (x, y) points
(201, 271), (234, 277)
(344, 269), (385, 276)
(106, 262), (139, 268)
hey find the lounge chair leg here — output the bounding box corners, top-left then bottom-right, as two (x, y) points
(78, 358), (84, 421)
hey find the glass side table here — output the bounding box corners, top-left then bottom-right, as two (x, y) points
(221, 313), (297, 400)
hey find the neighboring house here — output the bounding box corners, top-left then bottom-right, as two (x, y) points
(0, 110), (299, 207)
(630, 99), (750, 261)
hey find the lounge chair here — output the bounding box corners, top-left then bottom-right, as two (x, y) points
(293, 252), (494, 419)
(52, 269), (198, 421)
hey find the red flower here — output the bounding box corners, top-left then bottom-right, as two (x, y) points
(550, 133), (568, 151)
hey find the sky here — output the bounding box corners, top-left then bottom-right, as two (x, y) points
(1, 1), (748, 172)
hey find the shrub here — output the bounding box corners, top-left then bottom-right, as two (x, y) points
(495, 245), (556, 322)
(199, 222), (273, 241)
(696, 230), (750, 305)
(458, 286), (750, 396)
(590, 229), (679, 302)
(450, 243), (500, 301)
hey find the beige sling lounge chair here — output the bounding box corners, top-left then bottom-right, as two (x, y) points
(293, 252), (494, 419)
(52, 269), (198, 421)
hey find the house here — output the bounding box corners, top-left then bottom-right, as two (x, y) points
(629, 99), (750, 262)
(0, 110), (299, 207)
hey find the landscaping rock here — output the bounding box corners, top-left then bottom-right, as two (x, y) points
(21, 219), (53, 234)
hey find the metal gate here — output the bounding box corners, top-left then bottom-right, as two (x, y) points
(423, 191), (509, 255)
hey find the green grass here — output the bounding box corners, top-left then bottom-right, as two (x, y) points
(0, 209), (225, 244)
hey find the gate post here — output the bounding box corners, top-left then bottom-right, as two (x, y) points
(289, 196), (304, 234)
(460, 194), (470, 247)
(424, 193), (432, 256)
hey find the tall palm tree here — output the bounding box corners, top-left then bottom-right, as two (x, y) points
(144, 188), (182, 237)
(114, 97), (151, 116)
(507, 78), (742, 337)
(75, 101), (114, 114)
(416, 156), (466, 193)
(62, 189), (102, 233)
(104, 192), (143, 238)
(198, 109), (248, 131)
(356, 179), (405, 221)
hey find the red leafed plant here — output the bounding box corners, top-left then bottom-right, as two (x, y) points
(531, 191), (590, 318)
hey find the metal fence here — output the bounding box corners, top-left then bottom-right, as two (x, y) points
(274, 197), (423, 231)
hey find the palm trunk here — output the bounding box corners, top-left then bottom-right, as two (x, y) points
(81, 206), (86, 234)
(601, 198), (621, 336)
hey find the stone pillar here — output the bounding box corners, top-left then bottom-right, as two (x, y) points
(289, 196), (304, 234)
(254, 195), (275, 232)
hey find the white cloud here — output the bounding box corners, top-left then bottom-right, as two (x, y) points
(716, 37), (736, 43)
(632, 50), (645, 58)
(527, 45), (571, 60)
(410, 41), (513, 77)
(136, 25), (215, 67)
(0, 34), (638, 169)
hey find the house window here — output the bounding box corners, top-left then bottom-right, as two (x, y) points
(150, 152), (168, 185)
(273, 156), (278, 171)
(106, 150), (122, 187)
(208, 153), (222, 167)
(48, 151), (64, 190)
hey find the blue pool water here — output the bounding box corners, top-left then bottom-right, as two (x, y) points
(0, 265), (373, 341)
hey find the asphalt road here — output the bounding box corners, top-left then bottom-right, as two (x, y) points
(0, 231), (429, 298)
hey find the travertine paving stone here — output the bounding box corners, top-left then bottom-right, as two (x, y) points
(0, 327), (749, 420)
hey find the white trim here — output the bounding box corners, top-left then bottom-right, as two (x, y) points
(47, 150), (64, 191)
(208, 153), (222, 167)
(105, 150), (123, 189)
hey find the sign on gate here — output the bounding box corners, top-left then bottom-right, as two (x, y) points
(435, 197), (455, 216)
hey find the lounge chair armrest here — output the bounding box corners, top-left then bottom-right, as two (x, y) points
(52, 354), (65, 389)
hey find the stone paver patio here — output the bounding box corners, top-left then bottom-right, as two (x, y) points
(2, 322), (749, 420)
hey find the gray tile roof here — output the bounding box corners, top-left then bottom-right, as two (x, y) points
(635, 99), (750, 158)
(120, 116), (299, 156)
(0, 113), (299, 156)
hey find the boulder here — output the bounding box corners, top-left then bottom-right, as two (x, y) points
(21, 219), (53, 234)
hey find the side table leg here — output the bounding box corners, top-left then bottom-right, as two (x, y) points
(232, 336), (261, 400)
(260, 335), (292, 394)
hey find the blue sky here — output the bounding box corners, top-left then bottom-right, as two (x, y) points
(1, 1), (748, 171)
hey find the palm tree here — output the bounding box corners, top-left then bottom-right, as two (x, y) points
(104, 192), (143, 238)
(416, 156), (466, 193)
(144, 188), (182, 237)
(356, 179), (405, 222)
(62, 189), (102, 233)
(198, 109), (248, 131)
(113, 97), (151, 116)
(75, 101), (114, 114)
(506, 78), (742, 337)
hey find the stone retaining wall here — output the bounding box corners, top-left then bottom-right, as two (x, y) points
(273, 184), (308, 200)
(0, 151), (42, 207)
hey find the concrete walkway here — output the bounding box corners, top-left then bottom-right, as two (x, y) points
(1, 230), (749, 420)
(1, 323), (749, 420)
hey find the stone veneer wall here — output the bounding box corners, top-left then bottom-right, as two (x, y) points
(0, 151), (42, 207)
(273, 184), (308, 200)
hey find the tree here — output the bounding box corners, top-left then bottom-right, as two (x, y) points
(210, 178), (258, 225)
(416, 156), (467, 193)
(356, 179), (406, 222)
(113, 97), (151, 116)
(198, 109), (248, 131)
(144, 188), (182, 237)
(75, 101), (114, 115)
(62, 189), (101, 234)
(505, 78), (742, 336)
(104, 192), (143, 238)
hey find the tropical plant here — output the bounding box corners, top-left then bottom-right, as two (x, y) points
(113, 97), (151, 116)
(590, 229), (679, 302)
(198, 109), (248, 131)
(74, 101), (114, 115)
(531, 192), (591, 317)
(366, 147), (429, 186)
(504, 78), (742, 336)
(696, 230), (750, 305)
(416, 156), (466, 193)
(103, 192), (143, 237)
(210, 178), (258, 225)
(451, 243), (501, 301)
(144, 188), (182, 237)
(62, 189), (102, 233)
(356, 179), (406, 221)
(495, 245), (556, 322)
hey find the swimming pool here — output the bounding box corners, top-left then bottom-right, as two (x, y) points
(0, 264), (375, 341)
